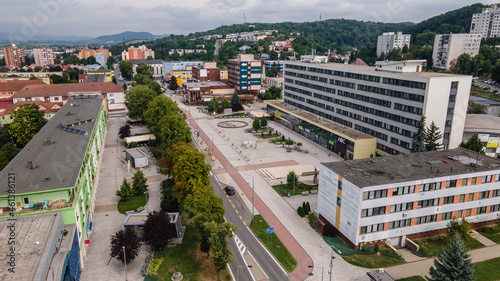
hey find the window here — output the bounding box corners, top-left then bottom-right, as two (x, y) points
(457, 210), (463, 218)
(491, 204), (500, 212)
(416, 214), (437, 224)
(391, 202), (414, 213)
(363, 189), (388, 200)
(338, 180), (342, 190)
(493, 189), (500, 197)
(393, 185), (415, 196)
(466, 209), (472, 216)
(337, 197), (341, 207)
(459, 194), (466, 203)
(389, 219), (411, 229)
(479, 191), (490, 199)
(442, 212), (453, 220)
(468, 193), (474, 201)
(443, 196), (454, 205)
(418, 198), (439, 208)
(496, 174), (500, 182)
(446, 180), (457, 188)
(421, 182), (439, 192)
(471, 178), (477, 185)
(477, 207), (488, 214)
(482, 175), (492, 183)
(362, 206), (386, 217)
(360, 223), (384, 234)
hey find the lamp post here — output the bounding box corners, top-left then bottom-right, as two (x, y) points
(114, 168), (118, 191)
(476, 68), (482, 78)
(308, 265), (324, 280)
(320, 245), (340, 281)
(122, 246), (128, 281)
(236, 265), (252, 281)
(9, 137), (14, 146)
(144, 191), (148, 213)
(246, 174), (255, 222)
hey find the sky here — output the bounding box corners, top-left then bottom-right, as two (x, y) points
(1, 0), (498, 38)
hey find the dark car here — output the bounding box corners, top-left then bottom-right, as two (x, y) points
(224, 186), (235, 195)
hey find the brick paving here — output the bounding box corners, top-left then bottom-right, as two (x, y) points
(235, 160), (299, 171)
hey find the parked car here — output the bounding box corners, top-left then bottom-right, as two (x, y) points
(224, 186), (235, 195)
(492, 89), (499, 94)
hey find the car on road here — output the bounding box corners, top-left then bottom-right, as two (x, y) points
(224, 186), (235, 195)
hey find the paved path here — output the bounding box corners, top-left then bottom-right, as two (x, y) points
(471, 229), (497, 247)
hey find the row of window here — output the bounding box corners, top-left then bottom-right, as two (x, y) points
(355, 124), (389, 141)
(284, 99), (353, 128)
(285, 85), (312, 96)
(364, 186), (500, 202)
(394, 103), (423, 116)
(357, 84), (425, 102)
(337, 90), (392, 108)
(329, 79), (356, 89)
(284, 92), (305, 102)
(382, 78), (427, 89)
(294, 79), (336, 93)
(286, 65), (381, 83)
(390, 136), (411, 150)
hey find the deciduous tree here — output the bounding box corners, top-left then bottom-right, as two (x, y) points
(221, 98), (231, 109)
(119, 60), (133, 80)
(143, 95), (179, 135)
(170, 148), (211, 201)
(118, 124), (131, 139)
(110, 227), (141, 264)
(125, 85), (157, 119)
(158, 114), (192, 149)
(159, 142), (194, 177)
(9, 104), (47, 147)
(287, 171), (299, 188)
(207, 221), (238, 281)
(142, 210), (174, 250)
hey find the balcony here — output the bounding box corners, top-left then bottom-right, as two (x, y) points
(0, 199), (72, 218)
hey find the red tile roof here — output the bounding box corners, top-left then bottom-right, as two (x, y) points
(0, 80), (45, 92)
(351, 58), (369, 66)
(12, 82), (124, 99)
(0, 98), (13, 108)
(0, 101), (64, 116)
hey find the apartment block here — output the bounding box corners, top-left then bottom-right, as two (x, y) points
(283, 59), (471, 156)
(122, 45), (155, 61)
(318, 148), (500, 249)
(227, 54), (262, 96)
(376, 32), (411, 57)
(470, 5), (500, 38)
(3, 44), (25, 67)
(33, 47), (55, 68)
(192, 62), (222, 82)
(432, 34), (482, 70)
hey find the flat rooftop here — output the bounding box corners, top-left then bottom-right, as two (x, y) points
(0, 96), (104, 196)
(265, 100), (374, 141)
(184, 81), (229, 88)
(322, 148), (500, 188)
(465, 114), (500, 132)
(0, 213), (61, 280)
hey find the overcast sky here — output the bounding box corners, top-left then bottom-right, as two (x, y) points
(1, 0), (498, 37)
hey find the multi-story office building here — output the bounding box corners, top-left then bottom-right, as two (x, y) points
(376, 32), (411, 57)
(283, 59), (471, 156)
(432, 34), (482, 70)
(33, 47), (54, 68)
(192, 62), (222, 82)
(470, 5), (500, 38)
(3, 44), (25, 68)
(318, 148), (500, 249)
(227, 54), (262, 96)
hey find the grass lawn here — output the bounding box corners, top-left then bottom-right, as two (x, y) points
(117, 193), (148, 214)
(396, 276), (426, 281)
(342, 253), (405, 268)
(477, 225), (500, 244)
(250, 215), (297, 272)
(261, 133), (280, 139)
(471, 84), (500, 101)
(154, 225), (230, 281)
(474, 256), (500, 281)
(413, 236), (484, 257)
(272, 183), (318, 196)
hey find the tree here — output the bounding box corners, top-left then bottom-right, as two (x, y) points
(425, 121), (443, 151)
(132, 170), (148, 195)
(427, 235), (475, 281)
(106, 56), (116, 69)
(221, 98), (231, 109)
(232, 102), (244, 112)
(125, 85), (157, 119)
(207, 221), (238, 281)
(9, 104), (47, 147)
(116, 178), (134, 201)
(135, 62), (153, 79)
(110, 227), (141, 264)
(260, 117), (268, 127)
(190, 213), (217, 258)
(0, 143), (20, 171)
(268, 86), (282, 99)
(29, 75), (38, 80)
(184, 186), (225, 223)
(118, 124), (131, 139)
(160, 184), (179, 212)
(146, 80), (162, 95)
(119, 60), (133, 80)
(467, 101), (486, 114)
(207, 97), (219, 112)
(170, 148), (211, 202)
(158, 114), (192, 149)
(287, 171), (299, 188)
(459, 134), (484, 153)
(143, 95), (179, 135)
(447, 217), (472, 241)
(411, 115), (427, 153)
(169, 76), (179, 91)
(50, 74), (73, 84)
(142, 210), (174, 250)
(231, 91), (240, 106)
(252, 118), (262, 131)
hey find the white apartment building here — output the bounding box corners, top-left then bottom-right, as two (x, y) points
(318, 148), (500, 249)
(376, 32), (411, 57)
(471, 5), (500, 38)
(283, 60), (471, 156)
(33, 47), (54, 68)
(432, 34), (482, 70)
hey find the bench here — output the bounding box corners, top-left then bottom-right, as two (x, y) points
(136, 206), (145, 213)
(301, 191), (309, 196)
(310, 190), (318, 194)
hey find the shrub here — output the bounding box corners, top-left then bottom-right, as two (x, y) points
(361, 244), (368, 251)
(144, 274), (159, 281)
(323, 224), (336, 237)
(129, 141), (138, 148)
(429, 235), (447, 242)
(297, 206), (304, 217)
(374, 243), (380, 253)
(285, 140), (294, 145)
(305, 202), (311, 213)
(216, 107), (224, 114)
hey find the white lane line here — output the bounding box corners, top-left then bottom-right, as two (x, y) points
(247, 250), (269, 279)
(246, 226), (288, 276)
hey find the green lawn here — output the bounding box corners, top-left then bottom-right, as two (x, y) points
(261, 133), (280, 139)
(154, 225), (230, 281)
(271, 183), (318, 196)
(477, 225), (500, 244)
(342, 253), (406, 268)
(250, 215), (297, 272)
(474, 256), (500, 281)
(413, 236), (484, 257)
(396, 276), (426, 281)
(117, 193), (148, 214)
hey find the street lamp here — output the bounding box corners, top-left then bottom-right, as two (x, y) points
(476, 68), (482, 78)
(236, 265), (252, 281)
(320, 245), (340, 281)
(308, 265), (324, 280)
(114, 168), (118, 191)
(245, 174), (255, 222)
(144, 191), (148, 213)
(122, 246), (128, 281)
(9, 137), (14, 146)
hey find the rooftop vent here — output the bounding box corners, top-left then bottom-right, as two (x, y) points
(448, 156), (459, 161)
(27, 161), (37, 169)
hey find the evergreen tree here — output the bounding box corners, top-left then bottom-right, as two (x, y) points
(132, 170), (148, 195)
(287, 171), (299, 188)
(411, 115), (427, 153)
(231, 91), (240, 106)
(459, 134), (484, 153)
(207, 97), (219, 112)
(260, 117), (268, 127)
(220, 98), (231, 109)
(427, 235), (475, 281)
(425, 121), (443, 151)
(252, 118), (262, 131)
(169, 76), (179, 91)
(116, 178), (134, 201)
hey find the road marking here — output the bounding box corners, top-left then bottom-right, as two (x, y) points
(229, 199), (232, 203)
(243, 221), (247, 226)
(239, 215), (242, 220)
(232, 204), (235, 208)
(235, 210), (239, 214)
(226, 195), (229, 198)
(246, 226), (288, 275)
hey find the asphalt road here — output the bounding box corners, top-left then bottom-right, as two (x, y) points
(208, 164), (291, 281)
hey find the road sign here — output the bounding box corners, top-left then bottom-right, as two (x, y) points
(266, 227), (274, 234)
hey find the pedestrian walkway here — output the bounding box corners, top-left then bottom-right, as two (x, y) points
(470, 229), (497, 247)
(397, 248), (426, 263)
